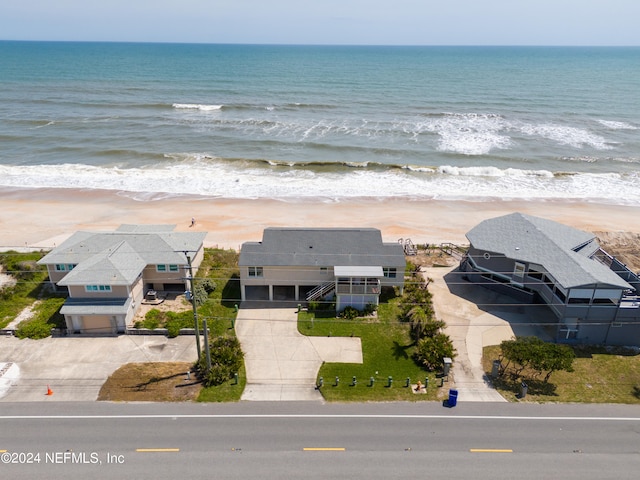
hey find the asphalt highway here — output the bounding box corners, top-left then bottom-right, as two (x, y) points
(1, 402), (639, 479)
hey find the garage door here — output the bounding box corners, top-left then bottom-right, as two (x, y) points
(273, 285), (295, 301)
(82, 315), (113, 335)
(244, 285), (269, 301)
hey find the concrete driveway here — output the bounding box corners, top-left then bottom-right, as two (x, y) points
(235, 307), (362, 401)
(424, 266), (556, 402)
(0, 335), (197, 401)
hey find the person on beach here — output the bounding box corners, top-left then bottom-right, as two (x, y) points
(190, 217), (196, 228)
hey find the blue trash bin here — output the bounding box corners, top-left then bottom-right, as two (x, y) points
(448, 389), (458, 407)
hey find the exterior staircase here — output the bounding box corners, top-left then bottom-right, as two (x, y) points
(306, 281), (335, 302)
(398, 238), (418, 256)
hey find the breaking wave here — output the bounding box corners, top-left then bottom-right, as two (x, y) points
(0, 159), (637, 205)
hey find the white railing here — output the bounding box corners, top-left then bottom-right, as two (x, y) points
(306, 282), (335, 301)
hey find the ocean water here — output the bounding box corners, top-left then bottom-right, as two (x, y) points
(0, 41), (639, 204)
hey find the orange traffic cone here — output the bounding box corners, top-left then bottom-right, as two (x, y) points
(46, 385), (53, 396)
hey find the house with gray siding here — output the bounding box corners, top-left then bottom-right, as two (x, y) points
(38, 225), (206, 335)
(239, 228), (406, 311)
(460, 213), (640, 346)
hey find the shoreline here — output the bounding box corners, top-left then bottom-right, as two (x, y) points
(1, 187), (640, 251)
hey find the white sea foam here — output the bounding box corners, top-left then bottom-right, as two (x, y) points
(172, 103), (223, 111)
(437, 165), (554, 178)
(0, 161), (638, 206)
(519, 123), (612, 150)
(409, 113), (512, 155)
(597, 119), (638, 130)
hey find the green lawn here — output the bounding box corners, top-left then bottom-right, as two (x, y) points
(483, 344), (640, 403)
(193, 248), (244, 401)
(298, 303), (443, 402)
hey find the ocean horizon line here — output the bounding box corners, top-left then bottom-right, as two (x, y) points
(2, 39), (640, 49)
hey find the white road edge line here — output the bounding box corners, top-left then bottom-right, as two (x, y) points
(1, 414), (639, 421)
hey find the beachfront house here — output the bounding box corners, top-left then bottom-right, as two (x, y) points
(38, 225), (206, 335)
(460, 212), (640, 346)
(239, 228), (406, 311)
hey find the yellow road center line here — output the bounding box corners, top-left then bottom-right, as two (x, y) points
(136, 448), (180, 452)
(0, 450), (6, 453)
(303, 447), (346, 451)
(470, 448), (513, 453)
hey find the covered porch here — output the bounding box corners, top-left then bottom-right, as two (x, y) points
(334, 265), (382, 312)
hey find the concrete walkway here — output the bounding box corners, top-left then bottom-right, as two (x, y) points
(235, 307), (362, 401)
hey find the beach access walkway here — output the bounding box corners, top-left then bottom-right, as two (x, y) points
(235, 306), (362, 401)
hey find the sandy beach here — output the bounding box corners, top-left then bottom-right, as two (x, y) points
(1, 187), (639, 251)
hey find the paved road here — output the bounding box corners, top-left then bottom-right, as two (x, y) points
(1, 402), (639, 479)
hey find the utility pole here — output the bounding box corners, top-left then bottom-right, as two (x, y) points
(186, 254), (201, 361)
(202, 319), (212, 372)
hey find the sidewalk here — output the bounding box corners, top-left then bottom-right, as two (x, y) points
(235, 307), (362, 401)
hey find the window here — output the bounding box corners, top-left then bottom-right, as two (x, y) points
(248, 267), (263, 277)
(593, 298), (616, 305)
(554, 287), (567, 303)
(55, 264), (66, 271)
(157, 264), (179, 273)
(513, 262), (525, 278)
(568, 297), (590, 304)
(528, 269), (544, 280)
(85, 285), (112, 293)
(383, 268), (397, 278)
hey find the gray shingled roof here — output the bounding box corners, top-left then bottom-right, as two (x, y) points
(58, 241), (146, 286)
(466, 212), (631, 290)
(239, 228), (405, 268)
(38, 226), (206, 267)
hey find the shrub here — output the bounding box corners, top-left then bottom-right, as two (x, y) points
(141, 310), (161, 330)
(413, 333), (456, 371)
(193, 278), (217, 306)
(308, 300), (335, 312)
(196, 336), (243, 387)
(165, 312), (193, 338)
(15, 320), (52, 339)
(363, 303), (377, 316)
(340, 306), (360, 320)
(499, 336), (575, 382)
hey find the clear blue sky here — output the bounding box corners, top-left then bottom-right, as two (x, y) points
(1, 0), (639, 46)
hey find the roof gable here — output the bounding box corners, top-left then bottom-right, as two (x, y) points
(58, 241), (147, 286)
